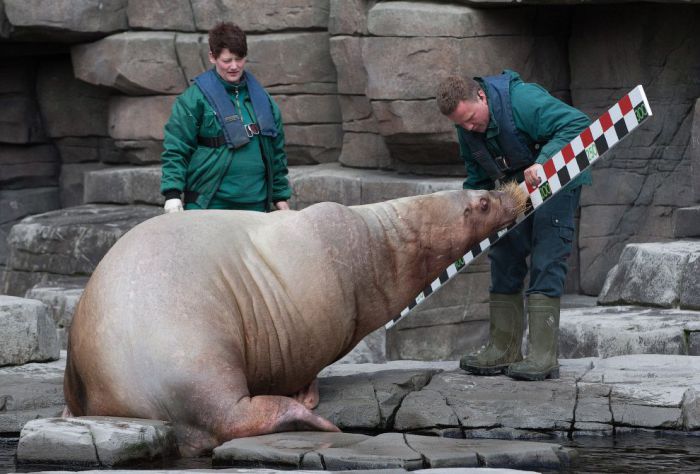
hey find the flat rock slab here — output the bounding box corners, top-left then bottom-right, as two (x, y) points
(560, 304), (700, 358)
(17, 417), (178, 467)
(214, 431), (571, 471)
(24, 469), (537, 473)
(598, 241), (700, 309)
(0, 295), (59, 366)
(0, 351), (65, 433)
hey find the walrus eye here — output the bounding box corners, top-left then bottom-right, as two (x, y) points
(480, 198), (489, 212)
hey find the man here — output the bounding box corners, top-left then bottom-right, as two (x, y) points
(436, 70), (591, 381)
(161, 22), (291, 213)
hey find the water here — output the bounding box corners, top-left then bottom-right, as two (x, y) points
(3, 432), (700, 473)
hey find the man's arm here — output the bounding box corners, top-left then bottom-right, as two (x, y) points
(160, 90), (201, 202)
(510, 82), (591, 165)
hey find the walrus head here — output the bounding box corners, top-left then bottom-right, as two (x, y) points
(493, 180), (529, 226)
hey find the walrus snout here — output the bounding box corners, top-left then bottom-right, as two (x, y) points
(494, 181), (529, 222)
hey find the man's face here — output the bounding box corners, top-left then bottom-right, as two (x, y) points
(209, 48), (246, 84)
(447, 90), (490, 133)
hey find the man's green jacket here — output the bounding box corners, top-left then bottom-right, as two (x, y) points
(160, 73), (291, 210)
(459, 70), (592, 191)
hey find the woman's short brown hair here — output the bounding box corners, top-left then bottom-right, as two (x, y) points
(436, 75), (481, 115)
(209, 22), (247, 58)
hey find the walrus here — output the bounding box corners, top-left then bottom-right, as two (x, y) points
(64, 184), (527, 456)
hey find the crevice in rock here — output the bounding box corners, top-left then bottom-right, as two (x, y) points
(607, 386), (616, 436)
(86, 424), (102, 467)
(569, 380), (579, 439)
(443, 391), (465, 437)
(402, 432), (429, 469)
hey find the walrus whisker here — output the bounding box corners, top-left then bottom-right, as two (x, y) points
(496, 181), (529, 216)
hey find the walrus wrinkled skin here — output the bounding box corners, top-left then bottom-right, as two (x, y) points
(64, 184), (527, 456)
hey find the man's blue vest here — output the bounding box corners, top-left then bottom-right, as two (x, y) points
(193, 69), (277, 149)
(459, 72), (537, 181)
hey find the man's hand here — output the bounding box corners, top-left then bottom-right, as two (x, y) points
(274, 200), (290, 211)
(164, 198), (184, 213)
(524, 164), (543, 188)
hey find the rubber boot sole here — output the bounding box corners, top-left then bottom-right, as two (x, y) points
(505, 366), (560, 381)
(460, 362), (510, 376)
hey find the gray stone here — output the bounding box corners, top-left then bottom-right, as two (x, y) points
(0, 144), (59, 189)
(54, 137), (121, 164)
(192, 0), (330, 32)
(336, 327), (386, 364)
(274, 94), (341, 124)
(598, 242), (700, 308)
(674, 206), (700, 238)
(0, 353), (66, 434)
(0, 95), (45, 144)
(17, 417), (178, 467)
(330, 36), (367, 95)
(338, 95), (379, 133)
(126, 0), (196, 31)
(338, 132), (391, 169)
(396, 370), (576, 435)
(108, 96), (176, 140)
(289, 163), (462, 210)
(25, 281), (85, 349)
(680, 253), (700, 310)
(691, 99), (700, 202)
(319, 433), (423, 471)
(579, 354), (700, 431)
(329, 0), (368, 35)
(386, 256), (491, 361)
(0, 295), (59, 367)
(316, 369), (436, 430)
(3, 0), (127, 41)
(36, 58), (110, 138)
(59, 162), (110, 207)
(247, 32), (337, 90)
(285, 124), (342, 164)
(363, 36), (568, 101)
(5, 204), (162, 275)
(213, 432), (370, 468)
(367, 2), (532, 38)
(0, 187), (60, 266)
(0, 58), (34, 95)
(559, 304), (700, 358)
(572, 5), (700, 294)
(405, 434), (570, 470)
(2, 271), (87, 302)
(72, 32), (187, 95)
(83, 166), (163, 205)
(112, 140), (163, 165)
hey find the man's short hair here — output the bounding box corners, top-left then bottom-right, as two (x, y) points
(209, 22), (247, 58)
(436, 75), (481, 115)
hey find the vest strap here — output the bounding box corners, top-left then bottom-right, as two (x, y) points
(193, 69), (277, 150)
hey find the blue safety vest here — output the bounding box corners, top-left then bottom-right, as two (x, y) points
(193, 69), (277, 149)
(459, 72), (538, 181)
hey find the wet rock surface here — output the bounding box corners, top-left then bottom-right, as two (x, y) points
(213, 431), (572, 471)
(17, 417), (178, 467)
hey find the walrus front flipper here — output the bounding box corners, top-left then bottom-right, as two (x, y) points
(218, 395), (340, 439)
(291, 378), (320, 409)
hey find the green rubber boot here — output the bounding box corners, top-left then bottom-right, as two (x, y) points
(460, 292), (524, 375)
(506, 294), (561, 381)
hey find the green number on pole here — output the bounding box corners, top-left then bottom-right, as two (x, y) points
(455, 257), (465, 271)
(539, 182), (552, 201)
(634, 104), (648, 123)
